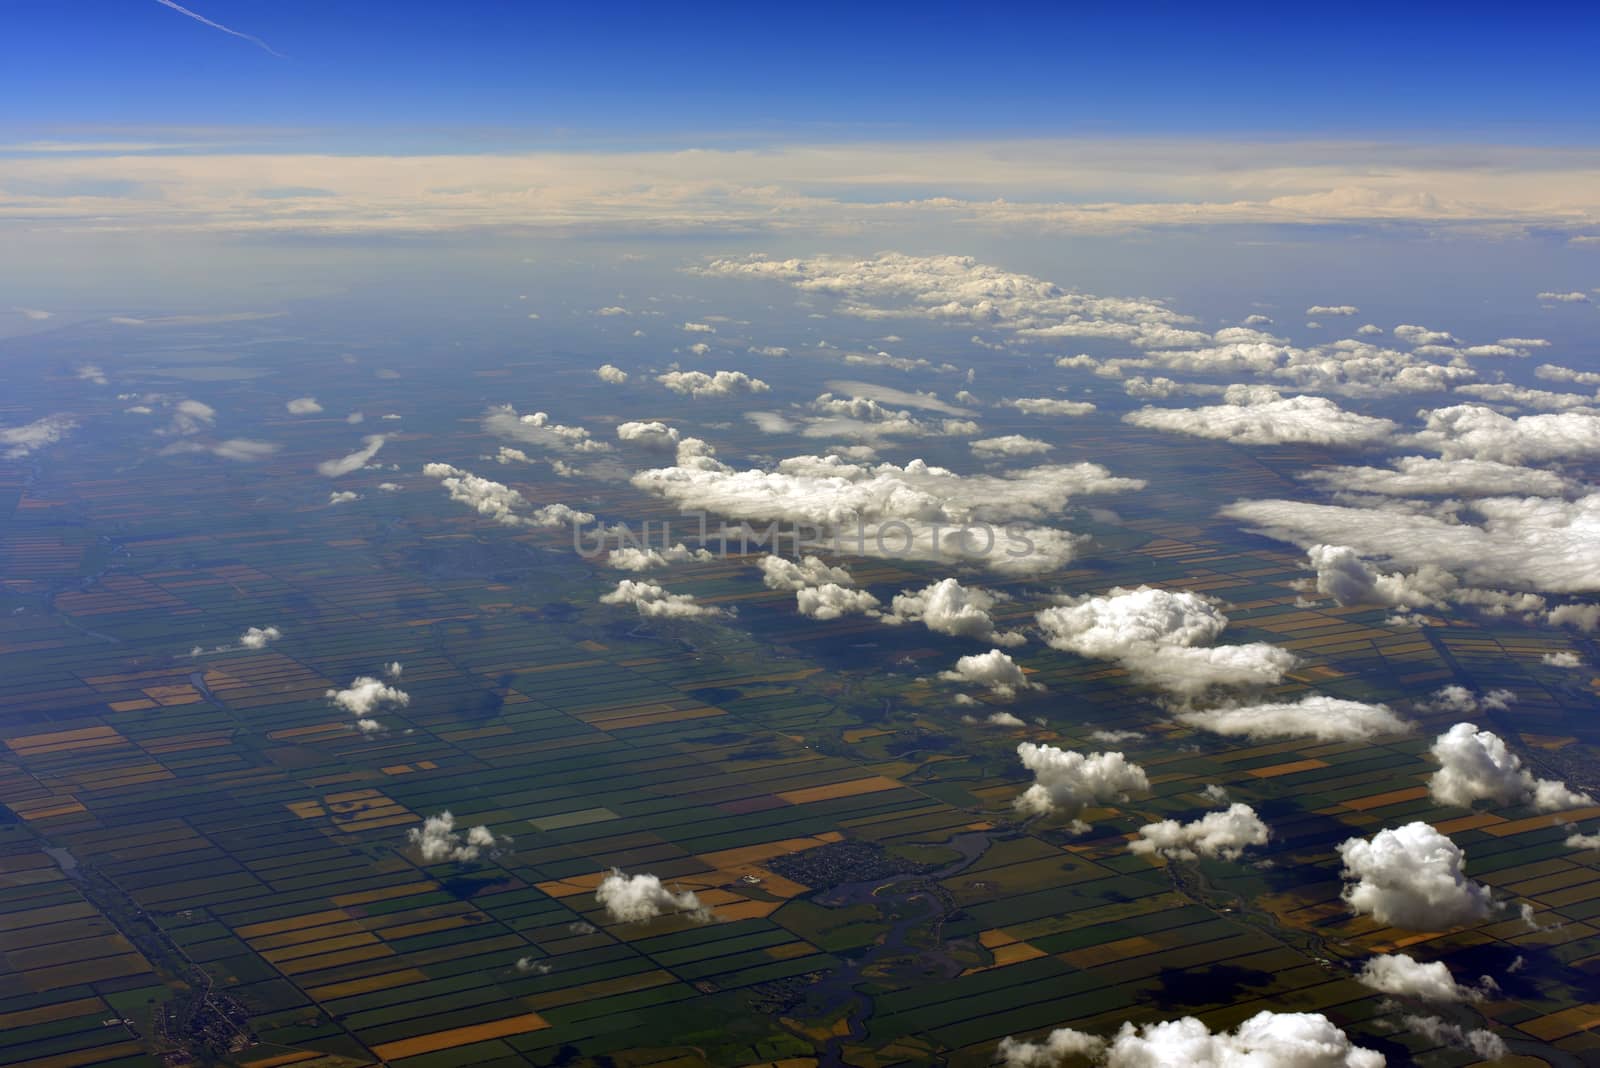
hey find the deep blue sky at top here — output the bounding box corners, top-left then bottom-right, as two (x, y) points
(5, 1), (1598, 146)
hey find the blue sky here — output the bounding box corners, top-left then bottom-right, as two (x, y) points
(6, 2), (1599, 144)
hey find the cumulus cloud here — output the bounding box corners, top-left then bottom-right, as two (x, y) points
(1222, 493), (1600, 594)
(286, 397), (323, 415)
(1177, 695), (1411, 742)
(605, 544), (713, 570)
(938, 649), (1041, 698)
(1005, 397), (1097, 416)
(1356, 953), (1493, 1002)
(1338, 821), (1494, 929)
(1419, 686), (1513, 714)
(1428, 722), (1594, 811)
(997, 1011), (1383, 1068)
(1307, 304), (1359, 317)
(406, 812), (502, 863)
(1130, 803), (1269, 861)
(326, 676), (410, 717)
(1306, 545), (1453, 609)
(657, 369), (769, 398)
(1014, 743), (1148, 820)
(1036, 586), (1298, 697)
(792, 392), (979, 441)
(1537, 363), (1600, 387)
(1542, 650), (1582, 667)
(481, 405), (611, 456)
(1410, 404), (1600, 464)
(1, 414), (77, 458)
(422, 462), (593, 527)
(631, 444), (1142, 575)
(971, 434), (1053, 458)
(888, 578), (1024, 646)
(1401, 1016), (1506, 1061)
(1549, 602), (1600, 630)
(239, 625), (281, 649)
(595, 363), (629, 383)
(317, 434), (386, 477)
(595, 869), (710, 923)
(1125, 386), (1397, 447)
(599, 579), (727, 619)
(1565, 827), (1600, 850)
(616, 420), (680, 448)
(328, 490), (361, 505)
(1537, 290), (1589, 303)
(796, 583), (882, 620)
(759, 554), (856, 590)
(1300, 455), (1576, 498)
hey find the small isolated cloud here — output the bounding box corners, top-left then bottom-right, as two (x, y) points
(1401, 1016), (1507, 1062)
(1565, 827), (1600, 850)
(328, 490), (361, 505)
(759, 554), (855, 591)
(1005, 397), (1097, 416)
(971, 434), (1053, 458)
(1014, 743), (1148, 821)
(1306, 304), (1359, 316)
(599, 579), (727, 619)
(888, 578), (1023, 646)
(317, 434), (386, 477)
(796, 583), (882, 620)
(1356, 953), (1493, 1002)
(1307, 544), (1451, 609)
(286, 397), (323, 415)
(616, 420), (680, 449)
(406, 812), (502, 863)
(239, 625), (280, 649)
(938, 649), (1041, 698)
(1177, 696), (1411, 742)
(596, 363), (629, 383)
(964, 710), (1027, 727)
(1036, 586), (1297, 697)
(657, 370), (768, 398)
(326, 675), (409, 717)
(1428, 722), (1594, 811)
(1338, 821), (1494, 929)
(606, 544), (713, 571)
(1, 414), (77, 458)
(1542, 650), (1582, 667)
(1129, 803), (1269, 861)
(997, 1011), (1383, 1068)
(76, 365), (108, 386)
(1419, 685), (1513, 714)
(1537, 290), (1589, 303)
(422, 463), (593, 527)
(595, 869), (710, 923)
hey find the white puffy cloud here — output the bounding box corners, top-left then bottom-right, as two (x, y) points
(1565, 828), (1600, 850)
(158, 399), (217, 437)
(938, 649), (1041, 698)
(888, 578), (1024, 646)
(596, 363), (629, 383)
(966, 710), (1027, 727)
(1428, 722), (1594, 812)
(1356, 953), (1492, 1002)
(1130, 803), (1269, 861)
(1337, 822), (1494, 929)
(422, 462), (593, 527)
(1006, 397), (1097, 416)
(1537, 290), (1589, 303)
(605, 544), (713, 571)
(759, 554), (855, 591)
(286, 397), (323, 415)
(595, 870), (710, 923)
(1454, 382), (1596, 411)
(1537, 363), (1600, 387)
(1400, 1016), (1506, 1061)
(481, 405), (611, 455)
(1542, 650), (1582, 667)
(1014, 743), (1148, 819)
(1125, 387), (1397, 448)
(971, 434), (1053, 458)
(631, 446), (1142, 575)
(796, 583), (882, 620)
(1, 414), (77, 458)
(328, 490), (361, 505)
(1549, 602), (1600, 630)
(317, 434), (387, 477)
(1307, 304), (1359, 317)
(1036, 586), (1298, 697)
(1177, 696), (1411, 742)
(599, 579), (727, 619)
(194, 438), (280, 462)
(1410, 404), (1600, 464)
(998, 1011), (1383, 1068)
(657, 370), (769, 398)
(406, 812), (502, 863)
(794, 392), (980, 441)
(1306, 545), (1453, 609)
(239, 625), (281, 649)
(616, 420), (680, 448)
(1301, 455), (1576, 499)
(1419, 686), (1512, 714)
(326, 676), (410, 717)
(1222, 493), (1600, 594)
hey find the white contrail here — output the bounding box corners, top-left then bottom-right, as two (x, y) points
(154, 0), (285, 58)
